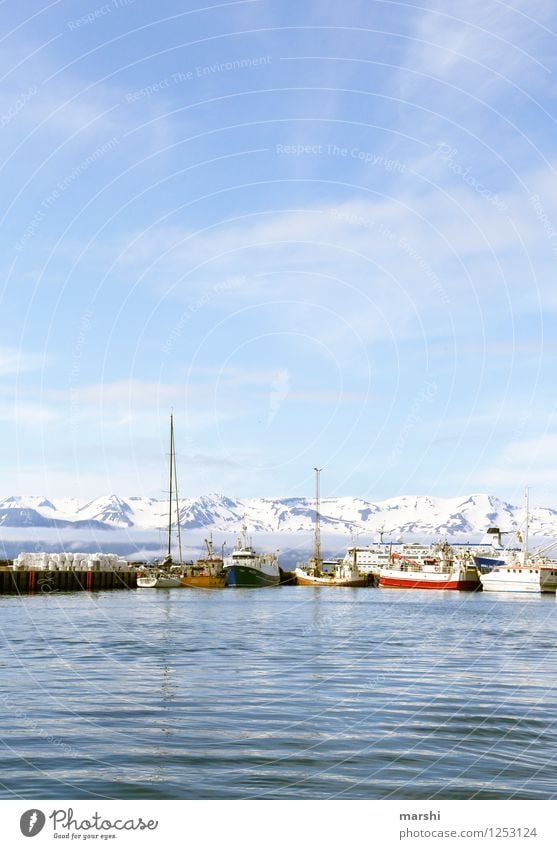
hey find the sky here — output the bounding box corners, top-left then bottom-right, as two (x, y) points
(1, 0), (557, 505)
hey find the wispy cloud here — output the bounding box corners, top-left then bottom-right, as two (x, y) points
(398, 0), (552, 96)
(0, 347), (48, 376)
(479, 432), (557, 495)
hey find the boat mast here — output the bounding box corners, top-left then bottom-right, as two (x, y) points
(314, 467), (322, 570)
(173, 419), (183, 563)
(523, 486), (530, 565)
(167, 414), (174, 559)
(205, 532), (213, 558)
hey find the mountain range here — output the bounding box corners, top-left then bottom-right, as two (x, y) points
(1, 492), (556, 540)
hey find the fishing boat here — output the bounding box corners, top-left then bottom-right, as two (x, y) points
(181, 535), (227, 589)
(480, 488), (557, 593)
(225, 522), (280, 587)
(138, 415), (187, 589)
(294, 468), (368, 587)
(480, 561), (557, 593)
(379, 542), (481, 590)
(295, 557), (369, 587)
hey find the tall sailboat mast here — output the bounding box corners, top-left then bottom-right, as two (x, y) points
(314, 467), (322, 569)
(173, 423), (183, 563)
(168, 414), (174, 559)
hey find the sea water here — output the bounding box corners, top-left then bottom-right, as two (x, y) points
(0, 587), (555, 799)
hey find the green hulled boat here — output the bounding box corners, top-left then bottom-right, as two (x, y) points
(225, 523), (280, 587)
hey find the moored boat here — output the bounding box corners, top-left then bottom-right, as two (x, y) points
(379, 543), (481, 590)
(137, 567), (182, 589)
(295, 558), (369, 587)
(479, 561), (557, 593)
(225, 522), (280, 587)
(181, 536), (227, 588)
(294, 468), (369, 587)
(480, 488), (557, 594)
(138, 415), (188, 589)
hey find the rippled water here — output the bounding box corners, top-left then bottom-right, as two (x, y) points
(1, 587), (556, 799)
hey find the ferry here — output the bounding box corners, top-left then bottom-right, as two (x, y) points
(341, 535), (516, 581)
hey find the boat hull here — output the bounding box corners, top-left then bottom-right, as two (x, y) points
(137, 577), (158, 588)
(228, 564), (280, 587)
(380, 574), (480, 591)
(180, 574), (226, 589)
(474, 555), (506, 569)
(480, 565), (557, 593)
(137, 574), (182, 588)
(295, 568), (367, 587)
(480, 578), (540, 593)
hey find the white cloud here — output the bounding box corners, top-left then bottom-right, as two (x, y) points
(479, 432), (557, 493)
(0, 347), (47, 376)
(105, 167), (557, 360)
(0, 401), (58, 424)
(399, 0), (552, 96)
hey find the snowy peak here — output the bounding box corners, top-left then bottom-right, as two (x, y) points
(77, 495), (133, 528)
(0, 492), (556, 539)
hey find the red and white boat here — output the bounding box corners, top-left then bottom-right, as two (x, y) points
(379, 543), (481, 591)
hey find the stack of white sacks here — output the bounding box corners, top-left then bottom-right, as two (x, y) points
(13, 552), (130, 571)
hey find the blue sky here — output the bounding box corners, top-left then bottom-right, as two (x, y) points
(1, 0), (557, 504)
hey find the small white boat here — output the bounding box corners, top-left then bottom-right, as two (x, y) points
(137, 415), (187, 590)
(137, 570), (182, 589)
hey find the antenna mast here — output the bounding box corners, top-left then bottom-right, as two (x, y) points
(523, 486), (530, 564)
(167, 414), (174, 558)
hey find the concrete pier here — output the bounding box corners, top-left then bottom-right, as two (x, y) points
(0, 566), (137, 594)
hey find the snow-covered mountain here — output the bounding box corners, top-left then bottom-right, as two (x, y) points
(1, 492), (556, 539)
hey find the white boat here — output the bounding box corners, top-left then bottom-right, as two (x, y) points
(479, 562), (557, 593)
(295, 558), (368, 587)
(480, 488), (557, 593)
(137, 416), (188, 589)
(225, 522), (280, 587)
(137, 567), (182, 589)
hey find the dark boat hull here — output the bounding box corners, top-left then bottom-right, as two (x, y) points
(228, 564), (280, 587)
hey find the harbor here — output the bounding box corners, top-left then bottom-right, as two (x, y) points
(2, 532), (557, 596)
(2, 477), (557, 596)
